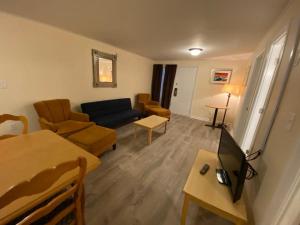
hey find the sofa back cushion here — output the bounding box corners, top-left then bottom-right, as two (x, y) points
(34, 99), (71, 123)
(81, 98), (132, 119)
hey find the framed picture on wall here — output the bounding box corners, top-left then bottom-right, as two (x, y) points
(211, 69), (232, 84)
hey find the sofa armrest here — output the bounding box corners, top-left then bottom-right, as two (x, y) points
(70, 112), (89, 122)
(39, 118), (58, 132)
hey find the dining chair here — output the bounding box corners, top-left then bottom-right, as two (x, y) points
(0, 157), (87, 225)
(0, 114), (29, 140)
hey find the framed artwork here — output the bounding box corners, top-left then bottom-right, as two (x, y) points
(92, 49), (117, 88)
(211, 69), (232, 84)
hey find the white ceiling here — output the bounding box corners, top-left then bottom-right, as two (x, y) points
(0, 0), (290, 60)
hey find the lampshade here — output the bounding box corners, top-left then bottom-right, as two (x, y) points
(222, 84), (242, 95)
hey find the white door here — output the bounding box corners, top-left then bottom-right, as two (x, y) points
(170, 67), (197, 116)
(241, 33), (287, 153)
(234, 52), (265, 145)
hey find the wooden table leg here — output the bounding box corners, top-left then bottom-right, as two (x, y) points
(205, 108), (221, 128)
(148, 128), (152, 145)
(180, 194), (190, 225)
(80, 185), (86, 225)
(164, 122), (167, 134)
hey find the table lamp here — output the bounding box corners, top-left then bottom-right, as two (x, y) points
(221, 84), (242, 126)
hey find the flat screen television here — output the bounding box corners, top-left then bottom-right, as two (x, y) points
(218, 128), (248, 202)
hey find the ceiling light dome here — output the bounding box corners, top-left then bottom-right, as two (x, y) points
(189, 48), (203, 56)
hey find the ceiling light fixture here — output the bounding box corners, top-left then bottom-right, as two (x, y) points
(188, 48), (203, 56)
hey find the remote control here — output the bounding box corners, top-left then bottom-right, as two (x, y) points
(200, 164), (210, 175)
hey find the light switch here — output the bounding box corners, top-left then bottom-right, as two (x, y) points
(286, 112), (296, 131)
(0, 80), (7, 89)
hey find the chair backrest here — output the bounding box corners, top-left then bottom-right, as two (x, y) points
(0, 114), (29, 140)
(34, 99), (71, 123)
(136, 94), (151, 112)
(0, 157), (87, 225)
(137, 93), (151, 104)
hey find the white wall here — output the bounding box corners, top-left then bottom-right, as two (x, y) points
(233, 0), (300, 224)
(0, 12), (153, 133)
(158, 59), (250, 126)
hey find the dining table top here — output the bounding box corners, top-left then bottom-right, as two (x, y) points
(206, 104), (228, 110)
(0, 130), (101, 224)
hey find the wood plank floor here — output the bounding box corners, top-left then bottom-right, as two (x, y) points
(85, 114), (233, 225)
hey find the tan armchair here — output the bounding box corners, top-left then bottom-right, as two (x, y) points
(136, 93), (160, 113)
(136, 93), (171, 119)
(34, 99), (94, 137)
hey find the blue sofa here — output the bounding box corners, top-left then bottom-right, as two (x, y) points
(81, 98), (141, 128)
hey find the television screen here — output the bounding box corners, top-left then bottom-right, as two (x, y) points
(218, 128), (248, 202)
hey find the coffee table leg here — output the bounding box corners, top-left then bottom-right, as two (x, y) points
(134, 125), (137, 139)
(148, 128), (152, 145)
(164, 122), (167, 134)
(181, 194), (190, 225)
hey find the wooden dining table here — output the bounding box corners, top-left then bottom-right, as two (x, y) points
(0, 130), (101, 224)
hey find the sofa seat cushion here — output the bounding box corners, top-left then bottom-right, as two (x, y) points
(94, 110), (140, 127)
(55, 120), (94, 137)
(68, 125), (116, 156)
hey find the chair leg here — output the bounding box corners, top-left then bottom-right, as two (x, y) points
(113, 144), (117, 150)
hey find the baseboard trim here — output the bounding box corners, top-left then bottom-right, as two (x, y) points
(190, 115), (210, 122)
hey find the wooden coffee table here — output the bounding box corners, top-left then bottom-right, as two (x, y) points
(134, 115), (168, 144)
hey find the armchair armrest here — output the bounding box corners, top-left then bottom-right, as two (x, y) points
(39, 118), (58, 132)
(147, 100), (160, 106)
(70, 112), (89, 122)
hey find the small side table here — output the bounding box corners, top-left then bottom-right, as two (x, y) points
(205, 104), (228, 128)
(181, 149), (247, 225)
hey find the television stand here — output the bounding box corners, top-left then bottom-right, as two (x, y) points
(216, 168), (230, 186)
(181, 149), (247, 225)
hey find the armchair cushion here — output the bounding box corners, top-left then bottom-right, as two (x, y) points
(55, 120), (94, 137)
(147, 100), (160, 106)
(70, 112), (89, 122)
(39, 118), (58, 132)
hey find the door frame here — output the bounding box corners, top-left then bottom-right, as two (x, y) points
(235, 50), (266, 146)
(240, 19), (300, 153)
(170, 66), (198, 117)
(240, 31), (288, 153)
(254, 19), (300, 153)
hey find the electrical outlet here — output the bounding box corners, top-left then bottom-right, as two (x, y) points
(0, 80), (7, 89)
